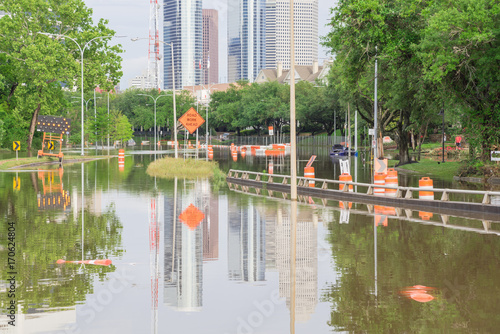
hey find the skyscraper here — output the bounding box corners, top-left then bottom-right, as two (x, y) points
(228, 0), (267, 83)
(202, 9), (219, 84)
(265, 0), (318, 69)
(163, 0), (203, 89)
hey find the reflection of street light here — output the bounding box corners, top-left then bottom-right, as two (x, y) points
(438, 104), (445, 163)
(38, 32), (124, 155)
(132, 37), (178, 158)
(137, 93), (171, 157)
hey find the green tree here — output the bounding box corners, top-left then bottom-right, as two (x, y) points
(0, 0), (123, 154)
(111, 113), (133, 146)
(418, 0), (500, 162)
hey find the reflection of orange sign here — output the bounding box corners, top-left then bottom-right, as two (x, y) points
(178, 107), (205, 134)
(179, 204), (205, 230)
(399, 285), (436, 303)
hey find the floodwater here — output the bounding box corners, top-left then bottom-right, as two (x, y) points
(1, 147), (500, 333)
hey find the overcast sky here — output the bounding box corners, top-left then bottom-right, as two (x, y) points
(83, 0), (335, 90)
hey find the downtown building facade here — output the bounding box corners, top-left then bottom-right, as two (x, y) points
(227, 0), (267, 83)
(265, 0), (318, 70)
(163, 0), (203, 90)
(228, 0), (318, 82)
(202, 9), (219, 84)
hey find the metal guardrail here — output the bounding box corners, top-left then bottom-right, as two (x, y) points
(227, 169), (500, 205)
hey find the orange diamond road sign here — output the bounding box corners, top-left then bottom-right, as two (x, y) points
(178, 107), (205, 134)
(179, 204), (205, 230)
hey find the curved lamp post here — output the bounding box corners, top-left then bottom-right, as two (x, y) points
(132, 37), (178, 158)
(37, 32), (124, 156)
(137, 93), (171, 157)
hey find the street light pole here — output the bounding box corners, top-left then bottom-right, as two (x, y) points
(37, 32), (123, 156)
(132, 38), (178, 158)
(439, 103), (445, 163)
(137, 93), (170, 158)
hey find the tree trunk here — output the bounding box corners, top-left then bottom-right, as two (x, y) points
(27, 102), (42, 157)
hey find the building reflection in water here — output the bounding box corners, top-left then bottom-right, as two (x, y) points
(228, 197), (266, 282)
(275, 207), (318, 323)
(164, 179), (213, 311)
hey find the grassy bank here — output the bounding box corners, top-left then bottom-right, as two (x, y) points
(0, 155), (111, 170)
(147, 157), (225, 181)
(392, 159), (460, 179)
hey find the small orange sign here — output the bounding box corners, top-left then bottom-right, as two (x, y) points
(178, 107), (205, 134)
(179, 204), (205, 230)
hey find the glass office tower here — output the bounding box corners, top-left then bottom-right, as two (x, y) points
(228, 0), (267, 83)
(164, 0), (203, 89)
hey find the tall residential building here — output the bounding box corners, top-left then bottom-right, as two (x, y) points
(228, 0), (267, 83)
(202, 9), (219, 84)
(163, 0), (203, 90)
(265, 0), (318, 70)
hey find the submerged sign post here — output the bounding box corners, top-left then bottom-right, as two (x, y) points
(178, 107), (205, 134)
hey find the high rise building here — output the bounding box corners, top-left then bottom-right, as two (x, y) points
(202, 9), (219, 84)
(265, 0), (318, 70)
(227, 0), (267, 83)
(163, 0), (203, 90)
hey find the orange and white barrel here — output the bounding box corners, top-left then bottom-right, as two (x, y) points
(118, 149), (125, 171)
(374, 172), (385, 196)
(339, 173), (353, 192)
(269, 161), (274, 174)
(304, 166), (315, 187)
(339, 201), (352, 209)
(419, 211), (433, 220)
(385, 168), (398, 197)
(419, 177), (434, 200)
(188, 140), (193, 149)
(232, 150), (237, 161)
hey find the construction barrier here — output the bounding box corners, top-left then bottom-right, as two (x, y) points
(419, 177), (434, 200)
(232, 150), (237, 161)
(304, 166), (315, 187)
(419, 211), (433, 220)
(118, 149), (125, 171)
(374, 172), (385, 196)
(339, 173), (353, 192)
(269, 161), (274, 174)
(385, 168), (398, 197)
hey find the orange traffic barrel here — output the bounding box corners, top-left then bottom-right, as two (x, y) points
(208, 148), (214, 160)
(374, 172), (385, 196)
(339, 201), (352, 209)
(232, 150), (237, 161)
(419, 177), (434, 200)
(339, 173), (353, 192)
(118, 149), (125, 170)
(269, 161), (274, 174)
(385, 168), (398, 197)
(304, 166), (315, 187)
(188, 140), (193, 149)
(419, 211), (433, 220)
(241, 150), (246, 158)
(374, 207), (388, 227)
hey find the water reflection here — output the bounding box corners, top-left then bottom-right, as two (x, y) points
(2, 154), (500, 332)
(0, 164), (123, 332)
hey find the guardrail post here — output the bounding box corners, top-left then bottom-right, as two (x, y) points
(405, 189), (413, 199)
(441, 191), (449, 201)
(482, 193), (491, 204)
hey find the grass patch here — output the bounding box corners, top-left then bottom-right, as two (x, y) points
(395, 159), (460, 179)
(0, 155), (111, 170)
(147, 157), (225, 181)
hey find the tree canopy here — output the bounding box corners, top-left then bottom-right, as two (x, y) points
(0, 0), (123, 153)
